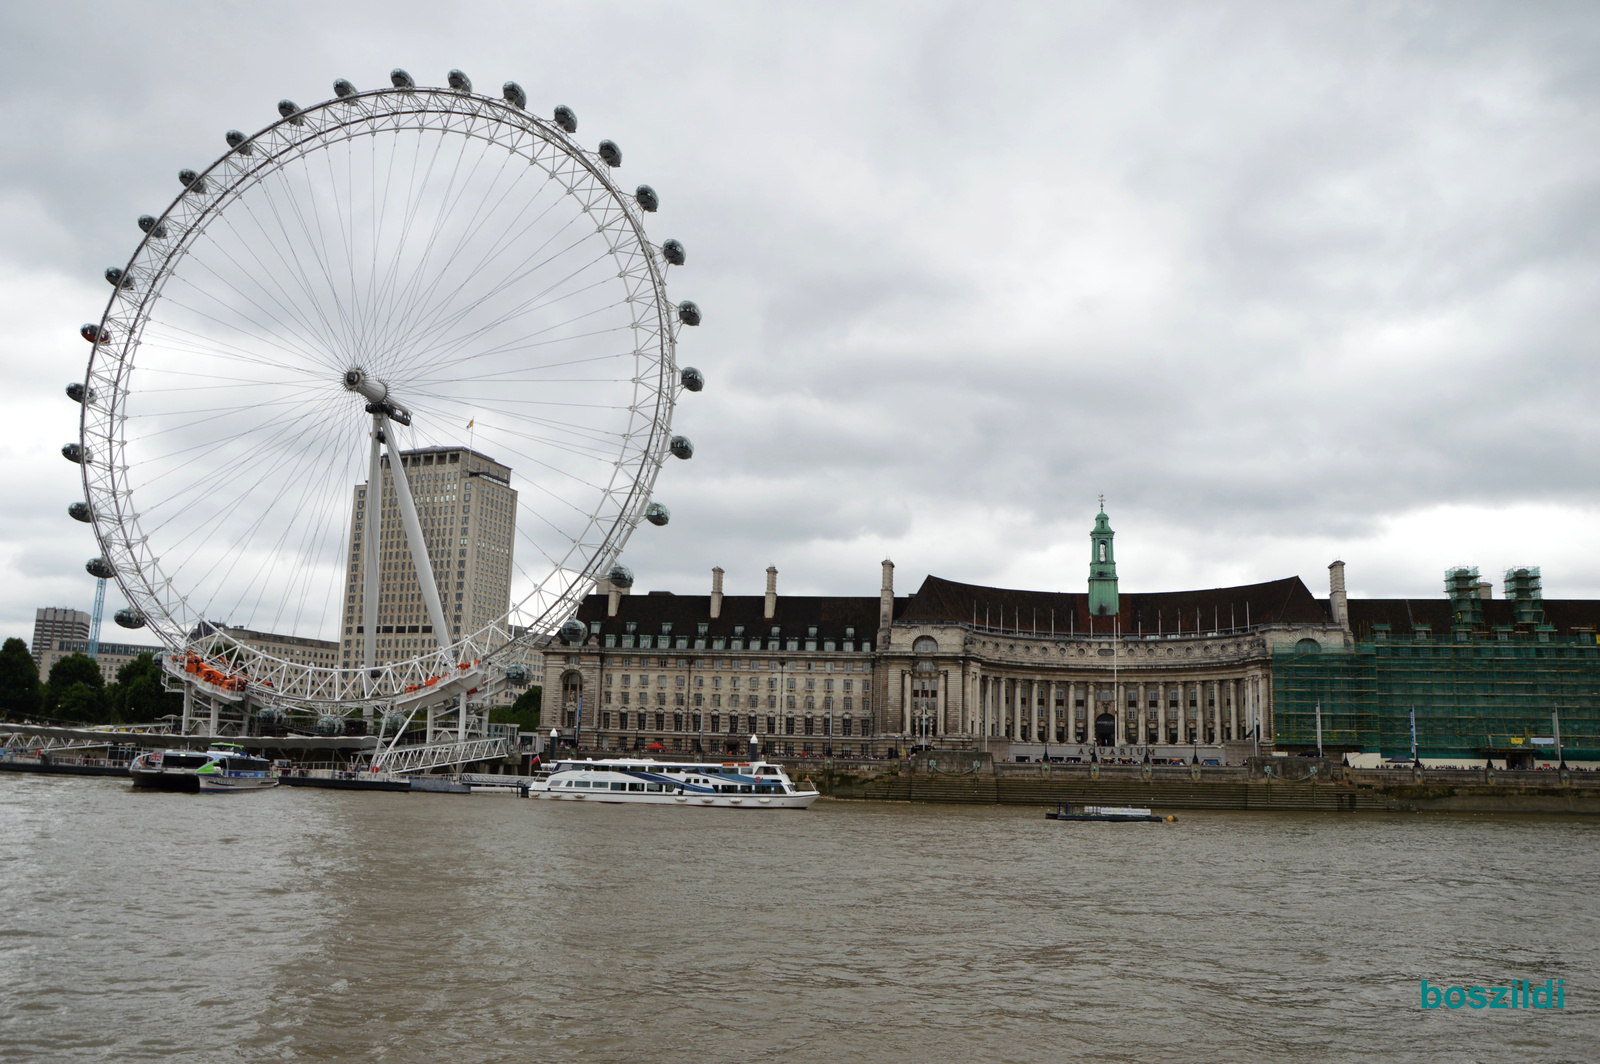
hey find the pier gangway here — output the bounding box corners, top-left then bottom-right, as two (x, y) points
(367, 737), (510, 776)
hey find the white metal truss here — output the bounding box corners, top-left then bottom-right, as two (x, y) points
(78, 82), (681, 713)
(369, 737), (510, 774)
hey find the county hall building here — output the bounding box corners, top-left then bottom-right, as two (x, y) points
(541, 506), (1353, 764)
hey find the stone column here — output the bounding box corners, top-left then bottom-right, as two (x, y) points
(936, 671), (946, 737)
(901, 671), (912, 735)
(1229, 678), (1238, 741)
(1030, 679), (1040, 744)
(1114, 681), (1124, 745)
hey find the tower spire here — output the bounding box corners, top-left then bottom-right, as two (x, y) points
(1088, 502), (1119, 617)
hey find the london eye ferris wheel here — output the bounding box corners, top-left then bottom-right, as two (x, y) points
(65, 68), (701, 718)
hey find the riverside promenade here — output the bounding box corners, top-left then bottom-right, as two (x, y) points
(775, 752), (1600, 814)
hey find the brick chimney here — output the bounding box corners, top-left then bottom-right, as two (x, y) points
(880, 558), (895, 636)
(764, 566), (778, 621)
(1328, 560), (1349, 630)
(710, 567), (724, 619)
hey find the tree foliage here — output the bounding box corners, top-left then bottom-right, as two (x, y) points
(0, 637), (42, 716)
(36, 650), (180, 725)
(490, 685), (541, 731)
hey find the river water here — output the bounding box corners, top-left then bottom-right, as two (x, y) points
(1, 774), (1595, 1063)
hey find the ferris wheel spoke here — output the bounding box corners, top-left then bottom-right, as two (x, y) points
(131, 396), (348, 518)
(205, 190), (358, 367)
(185, 402), (356, 618)
(381, 212), (603, 378)
(368, 134), (517, 367)
(247, 175), (363, 366)
(155, 268), (343, 378)
(375, 162), (572, 366)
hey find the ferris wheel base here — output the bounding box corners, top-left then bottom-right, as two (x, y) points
(391, 666), (488, 714)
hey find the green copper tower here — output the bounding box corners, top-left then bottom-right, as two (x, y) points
(1088, 500), (1119, 617)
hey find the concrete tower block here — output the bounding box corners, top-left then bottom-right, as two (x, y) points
(764, 566), (778, 621)
(1328, 560), (1349, 629)
(711, 567), (724, 619)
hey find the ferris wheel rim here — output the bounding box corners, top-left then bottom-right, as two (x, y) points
(77, 81), (684, 708)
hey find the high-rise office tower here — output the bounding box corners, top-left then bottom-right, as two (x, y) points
(339, 447), (517, 669)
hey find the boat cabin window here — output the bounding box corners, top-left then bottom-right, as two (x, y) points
(163, 755), (210, 769)
(758, 766), (779, 775)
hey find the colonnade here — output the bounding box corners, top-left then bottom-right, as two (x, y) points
(895, 669), (1270, 746)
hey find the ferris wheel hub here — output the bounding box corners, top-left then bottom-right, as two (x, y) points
(344, 368), (411, 425)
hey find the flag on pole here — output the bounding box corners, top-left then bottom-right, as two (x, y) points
(466, 419), (474, 429)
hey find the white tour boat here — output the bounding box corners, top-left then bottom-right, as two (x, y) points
(530, 757), (820, 809)
(130, 742), (278, 793)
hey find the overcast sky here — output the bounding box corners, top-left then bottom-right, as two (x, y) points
(3, 1), (1599, 645)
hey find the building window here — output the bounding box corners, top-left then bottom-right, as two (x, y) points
(766, 715), (776, 733)
(804, 717), (814, 735)
(785, 717), (796, 735)
(655, 713), (665, 730)
(710, 714), (720, 732)
(673, 713), (683, 732)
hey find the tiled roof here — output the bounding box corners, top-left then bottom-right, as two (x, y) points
(574, 592), (897, 640)
(1345, 598), (1600, 638)
(899, 574), (1330, 633)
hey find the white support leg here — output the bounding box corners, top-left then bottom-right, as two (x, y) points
(362, 415), (383, 690)
(383, 420), (451, 652)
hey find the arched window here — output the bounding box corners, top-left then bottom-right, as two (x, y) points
(913, 636), (938, 654)
(1098, 542), (1107, 562)
(1295, 638), (1322, 654)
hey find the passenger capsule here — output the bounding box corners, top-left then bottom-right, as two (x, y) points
(644, 501), (670, 527)
(390, 68), (415, 89)
(104, 267), (133, 290)
(137, 215), (167, 239)
(504, 663), (530, 684)
(677, 300), (701, 326)
(114, 607), (146, 629)
(559, 618), (587, 644)
(553, 105), (577, 133)
(448, 69), (472, 92)
(85, 556), (115, 579)
(257, 706), (286, 727)
(225, 129), (254, 155)
(314, 716), (343, 736)
(679, 366), (704, 392)
(68, 501), (92, 523)
(379, 711), (406, 733)
(635, 184), (659, 212)
(66, 382), (95, 403)
(80, 323), (109, 343)
(277, 99), (304, 125)
(62, 443), (87, 464)
(607, 563), (635, 589)
(178, 169), (206, 193)
(597, 139), (622, 167)
(669, 435), (694, 460)
(662, 239), (686, 266)
(333, 78), (357, 98)
(502, 81), (526, 109)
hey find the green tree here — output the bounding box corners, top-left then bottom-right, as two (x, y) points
(491, 685), (541, 731)
(56, 681), (107, 723)
(43, 653), (105, 718)
(109, 653), (182, 724)
(0, 637), (42, 717)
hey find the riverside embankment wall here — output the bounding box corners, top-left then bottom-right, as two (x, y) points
(775, 754), (1600, 814)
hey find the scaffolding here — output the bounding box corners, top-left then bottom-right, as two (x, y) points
(1273, 633), (1600, 759)
(1444, 566), (1483, 627)
(1504, 566), (1544, 625)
